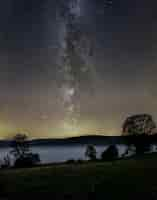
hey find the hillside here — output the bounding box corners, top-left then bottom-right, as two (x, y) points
(1, 154), (157, 199)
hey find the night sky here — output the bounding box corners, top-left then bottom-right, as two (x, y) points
(0, 0), (157, 139)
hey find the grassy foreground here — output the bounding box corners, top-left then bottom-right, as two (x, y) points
(1, 154), (157, 199)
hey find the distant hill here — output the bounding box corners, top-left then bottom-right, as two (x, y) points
(0, 140), (11, 148)
(1, 134), (157, 147)
(0, 135), (124, 147)
(29, 135), (126, 146)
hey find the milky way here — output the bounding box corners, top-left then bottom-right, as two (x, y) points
(57, 0), (100, 134)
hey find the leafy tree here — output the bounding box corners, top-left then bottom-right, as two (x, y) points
(101, 145), (118, 161)
(122, 114), (156, 155)
(122, 114), (156, 136)
(85, 144), (97, 160)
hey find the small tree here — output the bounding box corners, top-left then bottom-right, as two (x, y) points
(10, 133), (30, 159)
(101, 145), (118, 161)
(0, 154), (11, 169)
(10, 133), (40, 168)
(85, 144), (97, 160)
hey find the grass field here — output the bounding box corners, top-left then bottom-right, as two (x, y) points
(1, 154), (157, 199)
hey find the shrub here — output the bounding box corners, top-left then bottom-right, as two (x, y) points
(101, 145), (118, 161)
(14, 153), (40, 168)
(65, 159), (75, 164)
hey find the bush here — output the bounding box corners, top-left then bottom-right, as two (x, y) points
(77, 159), (84, 164)
(101, 145), (118, 161)
(14, 153), (40, 168)
(65, 159), (75, 164)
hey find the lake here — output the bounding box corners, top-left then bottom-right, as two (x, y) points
(1, 144), (156, 165)
(0, 144), (131, 165)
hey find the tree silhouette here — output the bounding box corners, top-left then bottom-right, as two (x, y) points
(85, 144), (97, 160)
(10, 133), (30, 159)
(122, 114), (156, 155)
(0, 154), (11, 169)
(10, 133), (40, 168)
(122, 114), (156, 136)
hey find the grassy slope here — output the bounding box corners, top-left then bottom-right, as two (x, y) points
(1, 154), (157, 199)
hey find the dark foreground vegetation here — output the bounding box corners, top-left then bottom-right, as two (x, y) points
(0, 113), (157, 199)
(1, 154), (157, 199)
